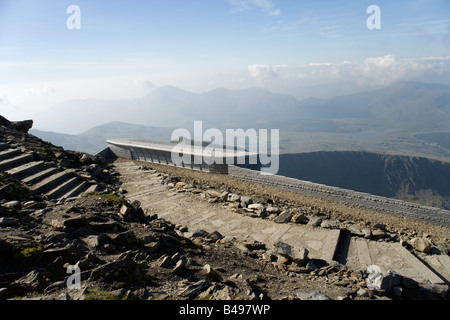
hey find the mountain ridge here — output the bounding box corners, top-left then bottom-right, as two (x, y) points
(34, 81), (450, 134)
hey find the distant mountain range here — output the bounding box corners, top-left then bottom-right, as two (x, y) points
(31, 81), (450, 159)
(34, 81), (450, 134)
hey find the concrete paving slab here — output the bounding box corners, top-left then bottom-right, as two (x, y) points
(347, 237), (447, 284)
(355, 239), (372, 269)
(117, 160), (341, 262)
(392, 243), (445, 284)
(423, 255), (450, 283)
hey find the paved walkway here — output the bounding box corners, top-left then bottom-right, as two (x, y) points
(115, 160), (450, 285)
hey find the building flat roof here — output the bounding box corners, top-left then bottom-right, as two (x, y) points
(107, 138), (259, 160)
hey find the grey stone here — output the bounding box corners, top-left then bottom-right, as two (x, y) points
(3, 200), (21, 209)
(434, 241), (450, 255)
(240, 196), (252, 206)
(144, 241), (161, 253)
(157, 255), (171, 268)
(266, 207), (281, 214)
(43, 247), (73, 261)
(372, 229), (389, 239)
(308, 217), (322, 227)
(79, 153), (92, 164)
(248, 203), (267, 218)
(210, 286), (233, 300)
(184, 228), (208, 238)
(274, 241), (309, 266)
(0, 217), (19, 227)
(248, 203), (264, 211)
(362, 228), (372, 238)
(9, 270), (51, 296)
(172, 257), (187, 273)
(206, 189), (222, 198)
(111, 230), (137, 245)
(220, 191), (229, 201)
(291, 213), (309, 224)
(320, 219), (340, 229)
(83, 235), (100, 249)
(207, 230), (224, 241)
(86, 164), (101, 177)
(63, 216), (88, 228)
(347, 224), (365, 237)
(10, 119), (33, 133)
(356, 288), (370, 297)
(199, 264), (221, 282)
(180, 280), (211, 298)
(412, 237), (432, 253)
(296, 291), (332, 300)
(233, 242), (250, 252)
(274, 211), (293, 224)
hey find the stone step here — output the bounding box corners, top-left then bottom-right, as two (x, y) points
(346, 237), (447, 285)
(30, 171), (71, 195)
(0, 153), (34, 171)
(22, 167), (58, 185)
(6, 161), (45, 179)
(83, 184), (99, 195)
(46, 177), (79, 199)
(58, 180), (89, 200)
(0, 148), (21, 161)
(423, 254), (450, 284)
(0, 143), (8, 151)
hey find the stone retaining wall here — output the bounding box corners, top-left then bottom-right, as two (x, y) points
(228, 165), (450, 228)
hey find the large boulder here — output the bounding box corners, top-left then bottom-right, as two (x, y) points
(0, 115), (33, 133)
(11, 120), (33, 133)
(412, 237), (432, 253)
(274, 241), (309, 266)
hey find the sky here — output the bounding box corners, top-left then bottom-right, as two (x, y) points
(0, 0), (450, 131)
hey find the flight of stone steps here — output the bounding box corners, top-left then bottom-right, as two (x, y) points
(0, 142), (97, 201)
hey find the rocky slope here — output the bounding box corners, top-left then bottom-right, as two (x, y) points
(0, 116), (449, 301)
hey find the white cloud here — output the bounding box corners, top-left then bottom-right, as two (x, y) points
(248, 64), (279, 80)
(131, 79), (157, 90)
(226, 0), (280, 16)
(28, 85), (56, 96)
(271, 55), (450, 87)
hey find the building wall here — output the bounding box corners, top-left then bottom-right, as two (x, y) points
(108, 143), (132, 160)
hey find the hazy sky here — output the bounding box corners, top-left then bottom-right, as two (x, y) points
(1, 0), (450, 128)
